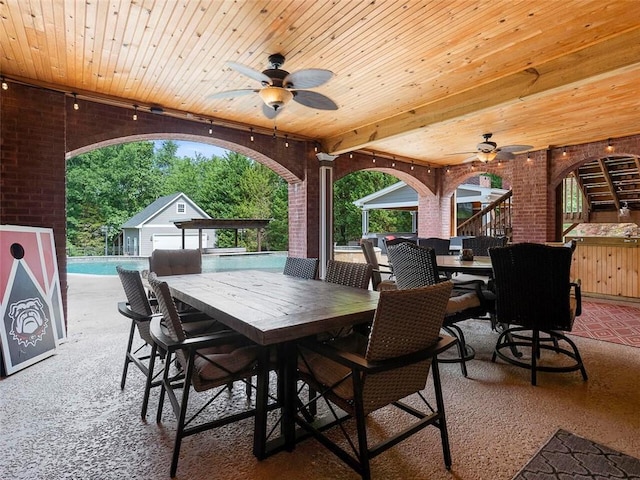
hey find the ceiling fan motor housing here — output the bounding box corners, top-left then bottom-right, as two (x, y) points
(261, 68), (288, 87)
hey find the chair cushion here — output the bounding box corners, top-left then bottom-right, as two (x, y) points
(377, 280), (398, 291)
(299, 334), (368, 401)
(182, 318), (229, 336)
(445, 292), (481, 315)
(195, 344), (259, 381)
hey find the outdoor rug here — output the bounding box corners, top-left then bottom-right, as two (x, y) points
(570, 301), (640, 348)
(512, 429), (640, 479)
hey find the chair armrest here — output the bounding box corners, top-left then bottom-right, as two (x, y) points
(298, 335), (456, 374)
(570, 280), (582, 316)
(117, 301), (157, 322)
(149, 317), (247, 351)
(118, 301), (207, 323)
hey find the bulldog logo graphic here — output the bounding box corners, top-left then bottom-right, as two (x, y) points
(8, 298), (49, 347)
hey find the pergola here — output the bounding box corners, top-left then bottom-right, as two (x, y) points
(173, 219), (272, 252)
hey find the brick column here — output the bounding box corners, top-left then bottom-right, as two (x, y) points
(511, 151), (552, 243)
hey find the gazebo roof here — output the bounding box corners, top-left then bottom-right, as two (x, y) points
(173, 219), (272, 230)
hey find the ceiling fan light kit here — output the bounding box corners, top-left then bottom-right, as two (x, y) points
(477, 150), (498, 163)
(259, 86), (293, 111)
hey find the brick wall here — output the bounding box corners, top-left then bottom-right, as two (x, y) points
(0, 84), (68, 316)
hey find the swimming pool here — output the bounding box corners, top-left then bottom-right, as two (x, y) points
(67, 252), (287, 275)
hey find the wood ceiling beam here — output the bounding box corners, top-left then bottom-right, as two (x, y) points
(325, 28), (640, 155)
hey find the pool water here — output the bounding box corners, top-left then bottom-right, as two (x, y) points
(67, 253), (287, 275)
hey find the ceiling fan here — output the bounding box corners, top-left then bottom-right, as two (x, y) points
(455, 133), (532, 163)
(207, 53), (338, 119)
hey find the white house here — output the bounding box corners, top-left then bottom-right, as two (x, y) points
(121, 193), (214, 256)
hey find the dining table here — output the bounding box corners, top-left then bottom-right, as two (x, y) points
(436, 255), (493, 277)
(157, 269), (380, 459)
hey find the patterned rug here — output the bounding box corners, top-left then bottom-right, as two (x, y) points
(513, 429), (640, 479)
(570, 300), (640, 348)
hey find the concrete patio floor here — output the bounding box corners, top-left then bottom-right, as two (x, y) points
(1, 274), (639, 480)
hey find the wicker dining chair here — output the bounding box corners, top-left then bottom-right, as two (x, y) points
(489, 243), (588, 385)
(147, 272), (264, 477)
(116, 266), (222, 418)
(296, 281), (456, 480)
(321, 260), (373, 339)
(360, 238), (396, 291)
(283, 256), (319, 280)
(148, 248), (204, 312)
(386, 241), (492, 376)
(148, 248), (203, 275)
(325, 259), (372, 289)
(461, 235), (508, 256)
(417, 237), (451, 255)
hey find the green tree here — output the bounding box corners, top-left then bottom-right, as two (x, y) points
(333, 171), (412, 244)
(66, 141), (162, 254)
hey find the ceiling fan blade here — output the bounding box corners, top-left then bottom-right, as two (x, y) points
(495, 151), (515, 160)
(500, 144), (533, 153)
(262, 103), (281, 119)
(292, 90), (338, 110)
(283, 69), (334, 89)
(207, 89), (259, 100)
(226, 61), (272, 85)
(448, 151), (478, 155)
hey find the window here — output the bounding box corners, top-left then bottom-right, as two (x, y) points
(177, 202), (186, 214)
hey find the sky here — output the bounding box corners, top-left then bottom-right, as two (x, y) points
(154, 140), (229, 159)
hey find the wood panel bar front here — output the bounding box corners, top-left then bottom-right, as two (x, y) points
(569, 238), (640, 299)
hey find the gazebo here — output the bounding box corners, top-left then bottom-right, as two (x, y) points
(173, 218), (272, 252)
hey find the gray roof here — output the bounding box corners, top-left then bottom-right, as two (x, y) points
(122, 193), (208, 228)
(353, 181), (509, 210)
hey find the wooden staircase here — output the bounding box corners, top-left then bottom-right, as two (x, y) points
(457, 190), (512, 238)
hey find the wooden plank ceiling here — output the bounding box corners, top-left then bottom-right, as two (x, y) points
(1, 0), (640, 213)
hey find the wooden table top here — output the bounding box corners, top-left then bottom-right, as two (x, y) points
(159, 270), (380, 346)
(436, 255), (493, 276)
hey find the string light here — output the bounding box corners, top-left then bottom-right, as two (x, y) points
(208, 120), (213, 135)
(391, 157), (396, 167)
(562, 147), (566, 156)
(1, 76), (7, 90)
(526, 153), (531, 162)
(410, 161), (414, 171)
(284, 134), (289, 147)
(607, 138), (613, 152)
(427, 165), (431, 174)
(372, 152), (376, 163)
(250, 127), (254, 142)
(446, 165), (450, 173)
(72, 93), (79, 110)
(349, 153), (353, 159)
(132, 105), (138, 121)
